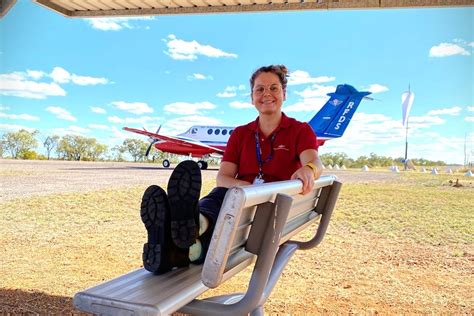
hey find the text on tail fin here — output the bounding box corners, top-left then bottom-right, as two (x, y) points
(308, 84), (371, 139)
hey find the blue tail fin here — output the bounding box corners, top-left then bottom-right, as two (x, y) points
(308, 84), (371, 139)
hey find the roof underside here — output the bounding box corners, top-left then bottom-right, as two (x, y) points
(33, 0), (473, 17)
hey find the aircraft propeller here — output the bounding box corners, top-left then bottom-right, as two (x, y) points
(145, 125), (161, 157)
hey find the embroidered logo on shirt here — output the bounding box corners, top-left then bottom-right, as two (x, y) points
(274, 144), (289, 151)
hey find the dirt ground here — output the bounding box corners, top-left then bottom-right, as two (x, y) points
(1, 159), (472, 314)
(0, 159), (399, 201)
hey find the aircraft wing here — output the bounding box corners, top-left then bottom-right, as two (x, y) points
(123, 127), (225, 155)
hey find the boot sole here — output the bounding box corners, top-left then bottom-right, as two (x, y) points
(140, 185), (172, 274)
(168, 161), (202, 248)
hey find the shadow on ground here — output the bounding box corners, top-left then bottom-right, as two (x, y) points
(0, 289), (188, 315)
(0, 288), (88, 314)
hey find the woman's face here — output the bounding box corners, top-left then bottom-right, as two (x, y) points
(251, 72), (286, 116)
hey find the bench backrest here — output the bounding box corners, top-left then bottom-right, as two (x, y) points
(202, 175), (338, 288)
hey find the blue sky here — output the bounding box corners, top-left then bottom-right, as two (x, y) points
(1, 1), (472, 164)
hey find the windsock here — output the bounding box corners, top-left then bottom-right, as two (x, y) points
(401, 90), (415, 127)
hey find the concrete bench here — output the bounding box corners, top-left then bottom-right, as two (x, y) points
(73, 175), (342, 315)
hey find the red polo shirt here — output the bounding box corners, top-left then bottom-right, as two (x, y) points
(222, 113), (318, 183)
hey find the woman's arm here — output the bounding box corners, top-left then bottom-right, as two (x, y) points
(216, 161), (252, 188)
(290, 149), (323, 195)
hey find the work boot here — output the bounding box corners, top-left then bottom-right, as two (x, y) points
(167, 160), (202, 249)
(141, 185), (190, 274)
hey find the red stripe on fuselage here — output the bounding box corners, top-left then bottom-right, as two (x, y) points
(155, 143), (226, 158)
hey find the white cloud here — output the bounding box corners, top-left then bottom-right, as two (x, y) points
(427, 106), (462, 116)
(46, 106), (77, 121)
(52, 125), (90, 136)
(90, 106), (106, 114)
(409, 115), (445, 128)
(429, 42), (470, 57)
(107, 115), (161, 125)
(217, 91), (236, 98)
(187, 73), (213, 81)
(50, 67), (108, 86)
(283, 97), (330, 113)
(88, 124), (110, 130)
(163, 34), (238, 61)
(0, 67), (108, 99)
(111, 101), (153, 115)
(312, 107), (470, 164)
(0, 123), (36, 132)
(0, 112), (40, 121)
(68, 125), (90, 133)
(0, 72), (66, 99)
(465, 117), (474, 122)
(294, 84), (336, 99)
(0, 106), (10, 110)
(229, 101), (254, 109)
(85, 17), (155, 31)
(288, 70), (335, 86)
(111, 126), (128, 139)
(26, 70), (45, 80)
(50, 67), (70, 83)
(366, 84), (389, 94)
(217, 85), (247, 98)
(322, 113), (404, 153)
(467, 106), (474, 112)
(164, 101), (216, 115)
(70, 74), (108, 85)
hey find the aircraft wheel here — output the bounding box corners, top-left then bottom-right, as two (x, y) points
(197, 160), (206, 170)
(162, 159), (170, 168)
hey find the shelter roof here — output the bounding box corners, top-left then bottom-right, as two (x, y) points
(33, 0), (472, 17)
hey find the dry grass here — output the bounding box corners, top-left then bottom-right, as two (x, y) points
(0, 172), (473, 314)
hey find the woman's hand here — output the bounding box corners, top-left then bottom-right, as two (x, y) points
(290, 165), (315, 195)
(292, 149), (323, 195)
(216, 161), (252, 188)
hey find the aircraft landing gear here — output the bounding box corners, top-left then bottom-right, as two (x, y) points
(197, 160), (208, 170)
(162, 159), (170, 168)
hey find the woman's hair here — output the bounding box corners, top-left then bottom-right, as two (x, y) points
(250, 65), (289, 91)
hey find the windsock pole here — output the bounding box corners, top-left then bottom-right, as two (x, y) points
(404, 117), (409, 170)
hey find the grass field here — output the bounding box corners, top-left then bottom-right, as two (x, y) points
(0, 170), (472, 314)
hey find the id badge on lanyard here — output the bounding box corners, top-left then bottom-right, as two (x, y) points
(254, 131), (277, 185)
(253, 173), (265, 185)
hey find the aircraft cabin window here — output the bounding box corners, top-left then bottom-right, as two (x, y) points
(215, 129), (220, 135)
(207, 129), (213, 135)
(222, 129), (227, 135)
(191, 128), (197, 134)
(229, 129), (233, 135)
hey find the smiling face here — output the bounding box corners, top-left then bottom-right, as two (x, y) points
(251, 72), (286, 116)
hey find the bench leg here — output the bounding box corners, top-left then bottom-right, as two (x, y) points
(250, 306), (264, 316)
(290, 180), (342, 250)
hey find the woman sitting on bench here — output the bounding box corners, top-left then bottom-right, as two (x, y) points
(140, 64), (323, 274)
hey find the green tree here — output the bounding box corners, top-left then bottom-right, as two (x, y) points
(43, 135), (60, 160)
(111, 145), (127, 161)
(85, 140), (107, 161)
(1, 129), (39, 159)
(57, 135), (108, 161)
(0, 139), (4, 157)
(123, 138), (148, 162)
(320, 152), (354, 168)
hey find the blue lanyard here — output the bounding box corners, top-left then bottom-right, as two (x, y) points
(254, 131), (277, 179)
